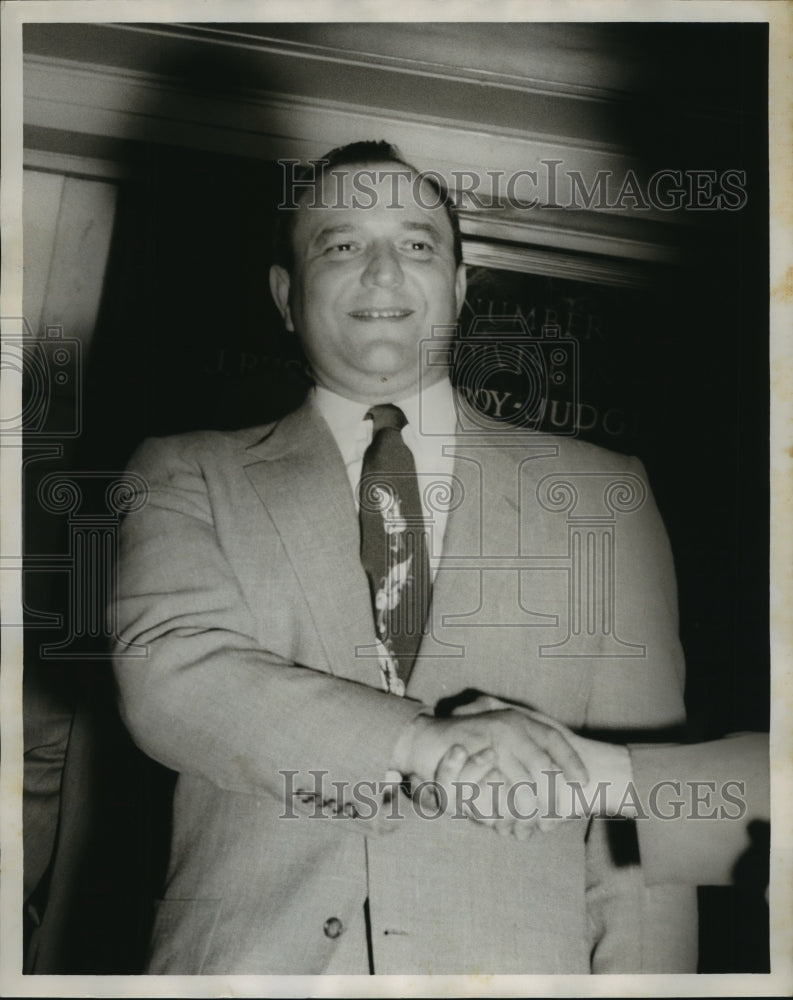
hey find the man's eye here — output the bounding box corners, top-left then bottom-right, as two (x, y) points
(326, 243), (355, 254)
(404, 241), (433, 254)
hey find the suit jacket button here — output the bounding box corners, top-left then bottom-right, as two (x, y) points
(323, 917), (344, 939)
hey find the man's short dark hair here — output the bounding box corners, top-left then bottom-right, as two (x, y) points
(273, 140), (463, 271)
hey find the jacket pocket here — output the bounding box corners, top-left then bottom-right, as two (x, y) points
(146, 898), (222, 974)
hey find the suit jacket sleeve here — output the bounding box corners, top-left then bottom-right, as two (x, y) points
(629, 732), (769, 885)
(582, 455), (698, 972)
(112, 435), (424, 801)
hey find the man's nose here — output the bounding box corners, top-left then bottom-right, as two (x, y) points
(361, 242), (404, 288)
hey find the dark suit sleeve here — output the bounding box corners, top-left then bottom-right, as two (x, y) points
(112, 436), (425, 802)
(629, 733), (769, 885)
(582, 455), (698, 972)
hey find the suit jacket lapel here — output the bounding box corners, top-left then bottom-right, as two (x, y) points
(243, 400), (382, 689)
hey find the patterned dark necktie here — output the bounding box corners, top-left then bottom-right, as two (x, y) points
(358, 404), (431, 696)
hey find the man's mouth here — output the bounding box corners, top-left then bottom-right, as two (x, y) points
(348, 308), (414, 320)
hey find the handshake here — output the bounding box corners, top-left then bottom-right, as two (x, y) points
(393, 694), (634, 839)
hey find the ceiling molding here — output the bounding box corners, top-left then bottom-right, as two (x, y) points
(114, 21), (629, 105)
(461, 240), (654, 288)
(25, 21), (754, 124)
(24, 147), (134, 181)
(458, 209), (682, 265)
(23, 53), (632, 157)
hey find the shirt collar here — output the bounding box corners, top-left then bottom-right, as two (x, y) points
(396, 377), (457, 440)
(312, 384), (371, 450)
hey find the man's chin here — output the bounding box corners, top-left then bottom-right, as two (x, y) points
(329, 366), (423, 402)
(355, 370), (419, 397)
(354, 346), (419, 383)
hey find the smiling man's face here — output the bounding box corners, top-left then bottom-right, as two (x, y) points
(269, 162), (467, 403)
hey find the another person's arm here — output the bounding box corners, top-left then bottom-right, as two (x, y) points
(578, 456), (697, 972)
(570, 730), (769, 886)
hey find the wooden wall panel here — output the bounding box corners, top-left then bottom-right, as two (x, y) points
(23, 171), (117, 348)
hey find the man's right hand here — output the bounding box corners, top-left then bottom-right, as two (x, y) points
(393, 702), (589, 838)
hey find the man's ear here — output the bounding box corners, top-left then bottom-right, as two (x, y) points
(269, 265), (294, 332)
(454, 262), (467, 316)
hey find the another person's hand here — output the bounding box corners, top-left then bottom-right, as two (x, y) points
(450, 698), (634, 820)
(561, 731), (634, 818)
(427, 697), (637, 834)
(394, 695), (589, 838)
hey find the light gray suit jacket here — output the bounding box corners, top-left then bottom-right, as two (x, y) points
(113, 395), (697, 974)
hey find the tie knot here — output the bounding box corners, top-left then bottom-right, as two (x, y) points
(366, 403), (408, 435)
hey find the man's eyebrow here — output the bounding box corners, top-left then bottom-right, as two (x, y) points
(311, 224), (357, 243)
(309, 220), (445, 245)
(401, 222), (442, 239)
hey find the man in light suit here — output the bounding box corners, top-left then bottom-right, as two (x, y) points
(113, 141), (697, 974)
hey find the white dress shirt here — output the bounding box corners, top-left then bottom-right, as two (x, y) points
(312, 377), (458, 569)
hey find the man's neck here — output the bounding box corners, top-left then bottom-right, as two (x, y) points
(312, 371), (450, 408)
